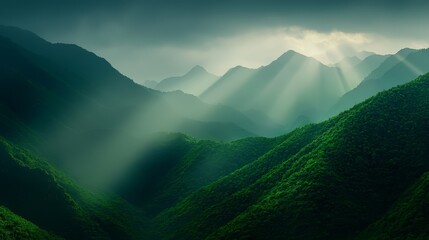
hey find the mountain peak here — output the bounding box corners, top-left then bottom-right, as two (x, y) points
(273, 50), (305, 64)
(187, 65), (208, 75)
(396, 48), (417, 57)
(280, 50), (300, 57)
(356, 51), (375, 59)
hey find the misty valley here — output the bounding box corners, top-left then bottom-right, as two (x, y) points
(1, 7), (429, 240)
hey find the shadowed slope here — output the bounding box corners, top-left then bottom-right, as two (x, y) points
(0, 206), (60, 240)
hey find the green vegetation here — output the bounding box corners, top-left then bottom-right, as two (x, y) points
(0, 206), (60, 240)
(153, 73), (429, 239)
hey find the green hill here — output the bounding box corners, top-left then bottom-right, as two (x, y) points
(152, 73), (429, 239)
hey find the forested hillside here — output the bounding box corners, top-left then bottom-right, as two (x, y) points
(151, 73), (429, 240)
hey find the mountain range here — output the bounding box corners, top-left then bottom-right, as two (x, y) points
(199, 50), (392, 130)
(2, 26), (312, 144)
(152, 47), (427, 134)
(0, 25), (278, 184)
(331, 48), (429, 115)
(0, 25), (429, 240)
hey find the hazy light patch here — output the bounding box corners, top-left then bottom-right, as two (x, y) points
(268, 58), (321, 122)
(250, 53), (305, 111)
(200, 67), (258, 105)
(332, 49), (365, 90)
(331, 66), (351, 94)
(282, 27), (370, 64)
(394, 53), (425, 76)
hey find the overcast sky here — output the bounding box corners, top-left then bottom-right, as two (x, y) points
(1, 0), (429, 83)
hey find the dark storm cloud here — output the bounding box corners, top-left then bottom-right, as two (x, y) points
(1, 0), (429, 47)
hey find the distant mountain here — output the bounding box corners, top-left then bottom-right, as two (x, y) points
(156, 65), (219, 96)
(362, 48), (417, 81)
(143, 80), (159, 89)
(353, 53), (391, 78)
(331, 48), (429, 115)
(0, 26), (259, 144)
(333, 53), (390, 91)
(151, 73), (429, 240)
(200, 51), (356, 130)
(355, 50), (376, 59)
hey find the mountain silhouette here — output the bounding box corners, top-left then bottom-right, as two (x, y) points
(156, 65), (219, 96)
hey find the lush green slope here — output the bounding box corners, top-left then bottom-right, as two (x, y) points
(154, 122), (334, 239)
(0, 137), (145, 239)
(117, 133), (285, 216)
(0, 206), (60, 240)
(154, 73), (429, 240)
